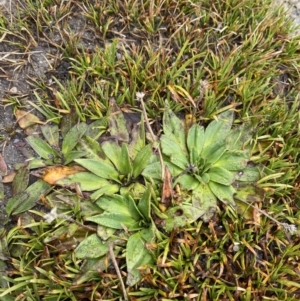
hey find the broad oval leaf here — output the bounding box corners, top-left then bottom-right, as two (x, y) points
(41, 124), (59, 147)
(137, 187), (151, 221)
(62, 123), (87, 156)
(202, 111), (233, 157)
(132, 144), (152, 178)
(86, 213), (139, 229)
(208, 166), (234, 185)
(75, 158), (120, 183)
(208, 181), (236, 206)
(127, 195), (144, 221)
(120, 182), (145, 199)
(12, 164), (30, 196)
(205, 144), (227, 165)
(192, 185), (217, 222)
(64, 151), (86, 165)
(236, 165), (260, 182)
(56, 172), (111, 191)
(187, 124), (205, 159)
(161, 135), (186, 157)
(90, 185), (120, 200)
(215, 150), (249, 171)
(102, 141), (122, 171)
(126, 232), (153, 286)
(75, 234), (108, 259)
(6, 180), (52, 216)
(78, 136), (106, 160)
(108, 98), (129, 142)
(163, 109), (187, 153)
(128, 120), (146, 158)
(176, 173), (199, 190)
(27, 136), (60, 160)
(142, 159), (162, 181)
(95, 195), (132, 216)
(201, 139), (226, 160)
(170, 153), (189, 170)
(119, 143), (132, 175)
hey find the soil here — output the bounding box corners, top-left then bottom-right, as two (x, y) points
(0, 0), (94, 225)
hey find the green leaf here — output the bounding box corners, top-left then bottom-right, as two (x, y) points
(176, 173), (200, 190)
(56, 172), (111, 191)
(6, 180), (52, 216)
(208, 181), (235, 206)
(214, 150), (249, 171)
(208, 166), (234, 185)
(60, 110), (79, 138)
(101, 141), (122, 171)
(126, 232), (153, 286)
(226, 123), (253, 149)
(201, 138), (226, 160)
(86, 213), (139, 229)
(128, 118), (146, 158)
(165, 206), (192, 230)
(78, 136), (106, 160)
(202, 111), (233, 158)
(95, 195), (132, 216)
(127, 195), (144, 221)
(142, 159), (162, 180)
(161, 135), (186, 157)
(120, 183), (145, 199)
(12, 164), (30, 196)
(27, 136), (59, 160)
(90, 185), (120, 200)
(132, 145), (152, 178)
(139, 227), (155, 242)
(163, 109), (187, 153)
(62, 123), (87, 156)
(86, 118), (107, 140)
(95, 195), (142, 221)
(41, 124), (59, 147)
(119, 143), (132, 175)
(169, 153), (189, 170)
(75, 158), (120, 183)
(75, 234), (108, 259)
(64, 150), (86, 165)
(205, 144), (227, 165)
(97, 226), (116, 241)
(192, 185), (217, 222)
(235, 165), (260, 182)
(187, 124), (205, 160)
(108, 98), (129, 142)
(234, 184), (265, 218)
(44, 224), (78, 243)
(137, 187), (151, 221)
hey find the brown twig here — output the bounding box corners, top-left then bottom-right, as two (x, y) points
(108, 242), (128, 301)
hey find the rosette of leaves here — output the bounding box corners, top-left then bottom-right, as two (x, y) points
(144, 109), (260, 225)
(74, 187), (155, 287)
(22, 100), (152, 204)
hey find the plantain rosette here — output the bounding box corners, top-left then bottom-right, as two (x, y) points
(144, 109), (260, 227)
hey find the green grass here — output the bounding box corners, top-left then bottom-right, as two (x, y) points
(0, 0), (300, 300)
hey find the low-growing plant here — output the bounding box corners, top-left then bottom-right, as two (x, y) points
(143, 108), (261, 229)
